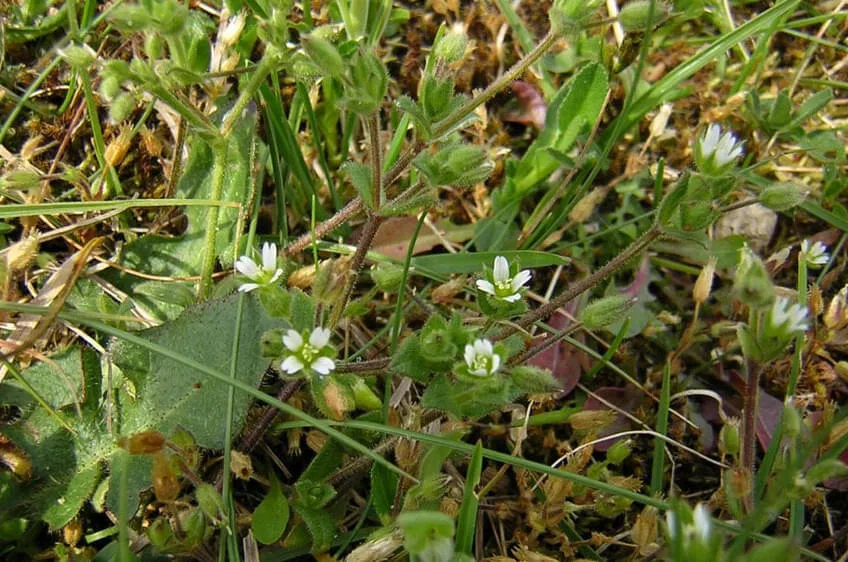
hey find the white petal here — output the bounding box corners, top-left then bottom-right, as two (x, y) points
(692, 504), (711, 542)
(312, 357), (335, 375)
(464, 344), (475, 367)
(474, 339), (493, 356)
(268, 269), (283, 284)
(309, 327), (331, 348)
(512, 269), (532, 291)
(235, 257), (260, 279)
(468, 366), (488, 377)
(493, 256), (510, 283)
(282, 330), (303, 351)
(502, 293), (522, 303)
(703, 124), (720, 152)
(261, 242), (278, 272)
(801, 240), (811, 254)
(666, 511), (678, 540)
(476, 280), (495, 295)
(490, 353), (501, 374)
(280, 355), (304, 374)
(238, 282), (259, 293)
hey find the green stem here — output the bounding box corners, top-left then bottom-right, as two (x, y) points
(220, 55), (277, 139)
(197, 142), (229, 300)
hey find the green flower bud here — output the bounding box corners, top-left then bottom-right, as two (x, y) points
(618, 1), (669, 33)
(371, 262), (405, 292)
(58, 44), (97, 70)
(196, 483), (225, 522)
(396, 511), (455, 557)
(109, 93), (137, 123)
(179, 508), (206, 548)
(351, 377), (382, 411)
(805, 459), (848, 487)
(760, 182), (807, 211)
(434, 24), (468, 62)
(718, 418), (740, 457)
(99, 75), (122, 101)
(302, 35), (345, 78)
(550, 0), (604, 35)
(606, 439), (633, 465)
(260, 328), (287, 357)
(147, 518), (176, 551)
(733, 246), (774, 309)
(581, 295), (635, 330)
(144, 34), (165, 60)
(1, 169), (41, 191)
(345, 50), (389, 115)
(781, 402), (802, 439)
(108, 4), (156, 32)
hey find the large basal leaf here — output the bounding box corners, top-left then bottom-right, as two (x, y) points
(111, 293), (280, 449)
(2, 293), (279, 525)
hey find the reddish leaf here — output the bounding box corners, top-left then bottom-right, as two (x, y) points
(504, 81), (547, 129)
(527, 304), (588, 397)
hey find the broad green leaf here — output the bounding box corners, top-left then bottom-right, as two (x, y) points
(411, 251), (569, 276)
(111, 293), (279, 449)
(252, 473), (290, 544)
(420, 375), (521, 418)
(0, 346), (87, 410)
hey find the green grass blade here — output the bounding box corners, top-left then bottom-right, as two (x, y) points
(454, 441), (483, 555)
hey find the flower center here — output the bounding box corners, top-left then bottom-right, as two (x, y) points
(472, 355), (490, 374)
(300, 343), (320, 363)
(494, 279), (513, 296)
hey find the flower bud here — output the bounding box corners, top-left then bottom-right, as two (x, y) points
(59, 44), (97, 69)
(301, 34), (345, 78)
(5, 235), (39, 273)
(718, 418), (740, 457)
(63, 519), (83, 547)
(606, 439), (632, 465)
(733, 246), (774, 309)
(230, 450), (253, 480)
(371, 262), (405, 292)
(147, 517), (176, 551)
(434, 24), (468, 62)
(109, 92), (137, 123)
(693, 257), (716, 305)
(581, 295), (635, 330)
(618, 1), (670, 33)
(760, 182), (806, 211)
(99, 75), (123, 101)
(351, 377), (382, 411)
(144, 34), (164, 60)
(152, 452), (179, 502)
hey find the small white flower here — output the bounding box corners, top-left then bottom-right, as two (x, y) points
(463, 338), (501, 377)
(220, 12), (246, 46)
(695, 124), (744, 175)
(235, 242), (283, 292)
(692, 503), (712, 543)
(768, 297), (809, 335)
(280, 327), (336, 376)
(476, 256), (531, 303)
(800, 239), (829, 269)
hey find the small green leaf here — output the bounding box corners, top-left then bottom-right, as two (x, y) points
(345, 162), (375, 210)
(252, 473), (290, 544)
(370, 463), (398, 524)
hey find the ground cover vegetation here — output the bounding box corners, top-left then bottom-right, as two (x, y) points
(0, 0), (847, 560)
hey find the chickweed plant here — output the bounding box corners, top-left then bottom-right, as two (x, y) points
(0, 0), (846, 560)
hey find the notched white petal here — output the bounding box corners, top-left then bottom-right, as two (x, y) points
(312, 357), (335, 375)
(476, 279), (495, 295)
(238, 282), (259, 293)
(282, 330), (303, 351)
(493, 256), (510, 282)
(309, 327), (331, 348)
(281, 356), (304, 374)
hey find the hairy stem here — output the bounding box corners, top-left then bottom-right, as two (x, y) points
(328, 213), (384, 328)
(197, 141), (228, 300)
(741, 355), (761, 510)
(367, 113), (383, 208)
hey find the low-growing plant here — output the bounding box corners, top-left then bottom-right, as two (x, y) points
(0, 0), (846, 560)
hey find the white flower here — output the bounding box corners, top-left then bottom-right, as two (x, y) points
(463, 338), (501, 377)
(235, 242), (283, 292)
(800, 239), (829, 269)
(220, 12), (246, 46)
(768, 297), (809, 335)
(692, 503), (712, 543)
(280, 327), (336, 376)
(476, 256), (531, 303)
(695, 124), (744, 175)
